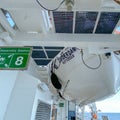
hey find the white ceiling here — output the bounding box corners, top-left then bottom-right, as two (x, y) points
(10, 9), (43, 32)
(0, 0), (120, 49)
(0, 0), (119, 10)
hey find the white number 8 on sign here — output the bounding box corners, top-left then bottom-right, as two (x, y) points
(15, 56), (23, 66)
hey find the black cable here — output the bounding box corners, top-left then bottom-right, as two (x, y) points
(36, 0), (65, 11)
(81, 50), (102, 70)
(58, 92), (65, 100)
(54, 58), (61, 70)
(51, 61), (54, 73)
(51, 58), (57, 73)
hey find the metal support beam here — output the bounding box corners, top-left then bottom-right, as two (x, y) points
(0, 32), (13, 44)
(10, 32), (120, 50)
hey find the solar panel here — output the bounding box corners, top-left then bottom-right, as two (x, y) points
(34, 59), (51, 66)
(33, 46), (43, 49)
(31, 46), (64, 66)
(46, 51), (61, 58)
(32, 50), (46, 58)
(53, 11), (73, 33)
(95, 12), (120, 34)
(75, 12), (98, 33)
(44, 46), (64, 50)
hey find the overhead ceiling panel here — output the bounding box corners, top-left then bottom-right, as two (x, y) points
(75, 12), (98, 33)
(10, 9), (43, 32)
(95, 12), (120, 34)
(53, 11), (73, 33)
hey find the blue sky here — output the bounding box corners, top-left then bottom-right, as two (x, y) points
(96, 90), (120, 113)
(85, 91), (120, 113)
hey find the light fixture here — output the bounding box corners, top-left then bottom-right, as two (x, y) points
(114, 0), (120, 5)
(65, 0), (74, 11)
(1, 9), (17, 29)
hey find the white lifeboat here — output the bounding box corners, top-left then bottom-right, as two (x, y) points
(48, 47), (120, 106)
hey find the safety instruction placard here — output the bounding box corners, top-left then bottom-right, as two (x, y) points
(0, 47), (31, 69)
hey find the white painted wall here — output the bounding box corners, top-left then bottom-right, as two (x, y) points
(0, 70), (18, 120)
(0, 56), (54, 120)
(2, 71), (38, 120)
(0, 39), (5, 45)
(57, 100), (68, 120)
(31, 87), (53, 120)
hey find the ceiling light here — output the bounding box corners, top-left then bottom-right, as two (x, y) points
(1, 9), (17, 29)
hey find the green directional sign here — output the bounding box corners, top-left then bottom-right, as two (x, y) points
(0, 47), (32, 69)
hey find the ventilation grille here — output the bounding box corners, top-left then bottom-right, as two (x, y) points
(35, 101), (51, 120)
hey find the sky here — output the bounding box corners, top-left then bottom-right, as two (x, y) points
(84, 91), (120, 113)
(96, 90), (120, 113)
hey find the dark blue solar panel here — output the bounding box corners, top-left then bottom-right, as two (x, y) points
(75, 12), (98, 33)
(34, 59), (51, 65)
(46, 51), (60, 58)
(33, 46), (43, 49)
(95, 12), (120, 34)
(32, 51), (46, 58)
(45, 46), (64, 50)
(53, 12), (73, 33)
